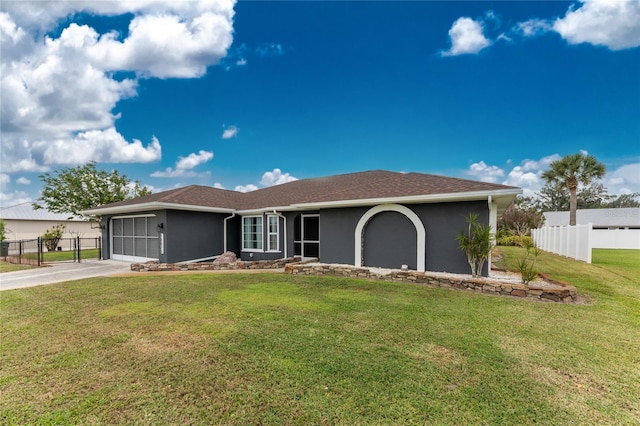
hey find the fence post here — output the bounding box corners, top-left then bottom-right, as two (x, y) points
(77, 236), (81, 262)
(98, 236), (102, 260)
(37, 237), (42, 267)
(586, 223), (593, 264)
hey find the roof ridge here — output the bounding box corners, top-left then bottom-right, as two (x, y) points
(156, 184), (199, 201)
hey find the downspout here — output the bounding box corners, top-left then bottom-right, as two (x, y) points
(223, 212), (236, 253)
(487, 195), (496, 277)
(273, 210), (287, 259)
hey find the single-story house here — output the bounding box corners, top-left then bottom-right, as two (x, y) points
(543, 208), (640, 229)
(83, 170), (521, 276)
(0, 202), (101, 240)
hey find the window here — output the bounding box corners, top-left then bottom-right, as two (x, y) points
(267, 215), (279, 251)
(243, 216), (263, 250)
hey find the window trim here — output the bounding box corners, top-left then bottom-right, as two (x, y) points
(266, 214), (280, 252)
(242, 215), (264, 252)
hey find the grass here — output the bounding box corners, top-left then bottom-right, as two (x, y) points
(42, 248), (100, 262)
(0, 261), (32, 273)
(1, 248), (638, 424)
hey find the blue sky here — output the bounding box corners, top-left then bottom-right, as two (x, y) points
(1, 0), (639, 206)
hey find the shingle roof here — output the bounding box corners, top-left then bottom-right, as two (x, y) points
(91, 185), (244, 211)
(238, 170), (518, 209)
(84, 170), (520, 214)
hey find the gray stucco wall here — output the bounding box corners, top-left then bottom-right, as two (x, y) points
(318, 201), (490, 275)
(164, 210), (226, 263)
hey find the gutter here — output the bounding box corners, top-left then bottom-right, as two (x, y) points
(223, 212), (236, 253)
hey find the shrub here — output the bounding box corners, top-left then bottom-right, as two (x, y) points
(457, 213), (493, 278)
(515, 239), (541, 285)
(42, 224), (66, 252)
(496, 235), (533, 247)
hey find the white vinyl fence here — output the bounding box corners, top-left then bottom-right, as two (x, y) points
(532, 224), (593, 263)
(532, 224), (640, 264)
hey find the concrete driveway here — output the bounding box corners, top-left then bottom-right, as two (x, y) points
(0, 260), (132, 291)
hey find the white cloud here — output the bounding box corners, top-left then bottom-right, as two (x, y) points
(234, 184), (258, 193)
(441, 17), (491, 56)
(0, 1), (235, 176)
(151, 150), (213, 178)
(503, 167), (542, 197)
(604, 163), (640, 195)
(445, 0), (640, 55)
(213, 182), (225, 189)
(0, 173), (31, 206)
(176, 150), (214, 170)
(233, 168), (298, 193)
(42, 130), (162, 165)
(467, 154), (564, 197)
(260, 168), (298, 186)
(16, 177), (30, 185)
(553, 0), (640, 50)
(222, 125), (239, 139)
(466, 161), (504, 183)
(513, 19), (552, 37)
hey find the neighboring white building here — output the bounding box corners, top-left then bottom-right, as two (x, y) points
(539, 208), (640, 251)
(0, 203), (101, 240)
(543, 208), (640, 229)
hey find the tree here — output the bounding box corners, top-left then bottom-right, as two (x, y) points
(457, 213), (493, 278)
(0, 219), (7, 241)
(541, 153), (606, 225)
(498, 197), (545, 237)
(34, 162), (152, 219)
(535, 181), (612, 211)
(604, 193), (640, 208)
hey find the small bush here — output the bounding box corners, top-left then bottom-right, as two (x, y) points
(514, 239), (541, 285)
(42, 224), (66, 252)
(496, 235), (533, 247)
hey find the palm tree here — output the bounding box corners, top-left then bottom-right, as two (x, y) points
(541, 153), (606, 226)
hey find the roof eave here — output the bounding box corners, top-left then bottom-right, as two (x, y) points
(287, 188), (522, 210)
(81, 202), (236, 216)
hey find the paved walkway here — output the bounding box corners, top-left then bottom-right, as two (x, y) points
(0, 260), (132, 291)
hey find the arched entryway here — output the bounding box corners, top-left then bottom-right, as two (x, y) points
(354, 204), (426, 272)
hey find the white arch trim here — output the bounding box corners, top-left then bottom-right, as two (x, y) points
(354, 204), (426, 272)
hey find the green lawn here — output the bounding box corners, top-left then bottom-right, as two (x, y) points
(0, 261), (32, 273)
(1, 248), (638, 425)
(42, 248), (100, 262)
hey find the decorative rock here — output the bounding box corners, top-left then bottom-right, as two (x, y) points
(214, 251), (238, 264)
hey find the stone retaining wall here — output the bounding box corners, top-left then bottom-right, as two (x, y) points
(285, 263), (578, 303)
(131, 256), (310, 272)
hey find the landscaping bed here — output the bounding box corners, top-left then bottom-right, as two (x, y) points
(286, 263), (578, 303)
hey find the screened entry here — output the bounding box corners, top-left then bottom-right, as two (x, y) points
(111, 215), (159, 262)
(294, 214), (319, 258)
